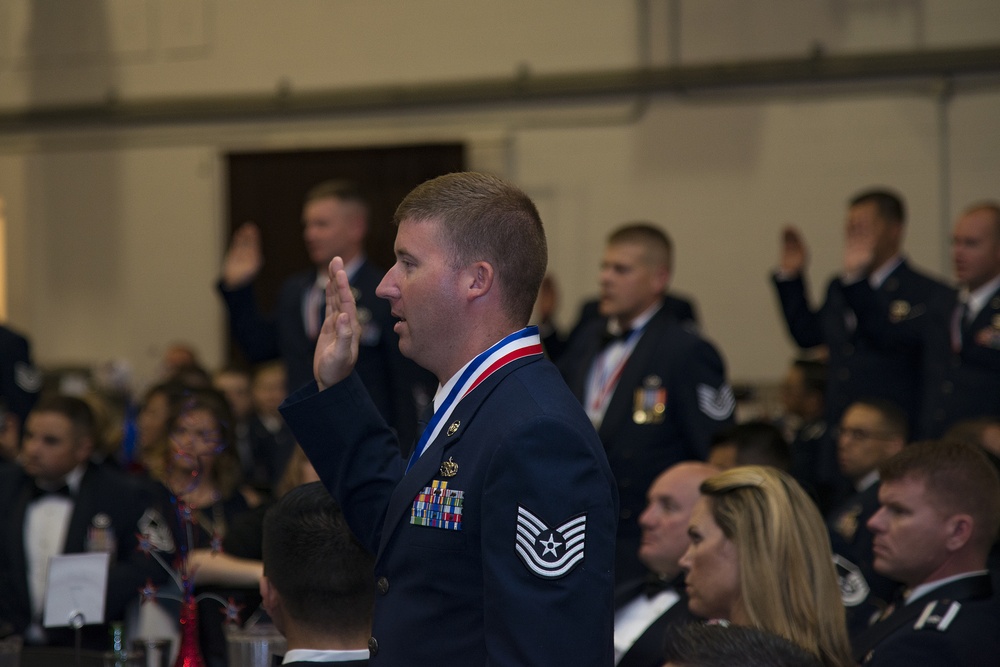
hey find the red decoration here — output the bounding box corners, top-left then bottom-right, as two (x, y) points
(173, 595), (206, 667)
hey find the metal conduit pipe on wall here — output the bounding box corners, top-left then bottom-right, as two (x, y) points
(0, 45), (999, 132)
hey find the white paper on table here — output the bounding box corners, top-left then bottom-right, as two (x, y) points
(42, 552), (110, 628)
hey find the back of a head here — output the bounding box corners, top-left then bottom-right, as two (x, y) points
(710, 422), (792, 471)
(793, 359), (827, 399)
(262, 481), (375, 636)
(393, 172), (547, 325)
(849, 188), (905, 225)
(701, 466), (851, 666)
(663, 622), (824, 667)
(880, 440), (1000, 556)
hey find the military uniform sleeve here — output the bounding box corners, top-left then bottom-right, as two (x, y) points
(279, 373), (404, 554)
(480, 413), (617, 666)
(772, 274), (826, 349)
(216, 279), (281, 363)
(669, 336), (735, 460)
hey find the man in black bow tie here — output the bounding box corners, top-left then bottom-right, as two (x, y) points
(559, 223), (735, 583)
(0, 395), (169, 650)
(613, 461), (717, 667)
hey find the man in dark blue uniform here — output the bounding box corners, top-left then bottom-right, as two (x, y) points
(827, 399), (907, 636)
(920, 202), (1000, 438)
(0, 395), (169, 651)
(852, 440), (1000, 666)
(218, 180), (427, 444)
(772, 189), (953, 433)
(280, 172), (618, 666)
(558, 223), (734, 583)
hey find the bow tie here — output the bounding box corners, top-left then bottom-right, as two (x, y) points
(642, 572), (682, 599)
(600, 327), (634, 349)
(31, 482), (73, 501)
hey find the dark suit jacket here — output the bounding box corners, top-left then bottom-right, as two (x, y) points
(0, 463), (168, 650)
(0, 325), (41, 425)
(558, 305), (734, 582)
(852, 573), (1000, 666)
(920, 283), (1000, 438)
(614, 576), (699, 667)
(772, 260), (953, 431)
(219, 262), (429, 444)
(281, 349), (619, 666)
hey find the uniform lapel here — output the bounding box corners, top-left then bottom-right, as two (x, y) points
(376, 356), (539, 558)
(63, 464), (96, 553)
(598, 310), (665, 442)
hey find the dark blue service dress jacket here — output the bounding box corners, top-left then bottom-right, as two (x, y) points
(280, 354), (619, 666)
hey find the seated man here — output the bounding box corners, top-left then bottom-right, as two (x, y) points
(852, 440), (1000, 665)
(261, 481), (373, 665)
(828, 398), (907, 625)
(0, 395), (169, 650)
(614, 462), (715, 667)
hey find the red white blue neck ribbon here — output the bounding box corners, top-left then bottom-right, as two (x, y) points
(405, 326), (543, 473)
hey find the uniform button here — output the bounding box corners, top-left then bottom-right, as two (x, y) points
(368, 637), (378, 656)
(376, 576), (389, 595)
(620, 509), (633, 520)
(619, 479), (632, 489)
(942, 381), (953, 394)
(838, 368), (851, 381)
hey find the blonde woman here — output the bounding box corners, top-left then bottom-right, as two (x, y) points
(680, 465), (853, 667)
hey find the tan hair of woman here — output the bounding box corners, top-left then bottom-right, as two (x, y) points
(680, 465), (852, 667)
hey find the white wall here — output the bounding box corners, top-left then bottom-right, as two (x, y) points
(0, 0), (998, 391)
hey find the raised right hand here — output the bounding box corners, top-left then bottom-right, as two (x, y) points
(314, 257), (362, 391)
(779, 225), (808, 276)
(221, 222), (264, 289)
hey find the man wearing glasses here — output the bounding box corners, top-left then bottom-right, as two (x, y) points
(828, 399), (907, 634)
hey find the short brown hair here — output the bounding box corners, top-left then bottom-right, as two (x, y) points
(393, 172), (547, 324)
(607, 223), (673, 273)
(303, 180), (369, 219)
(880, 440), (1000, 554)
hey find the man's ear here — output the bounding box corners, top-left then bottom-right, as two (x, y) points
(943, 514), (974, 552)
(465, 261), (495, 301)
(260, 575), (277, 613)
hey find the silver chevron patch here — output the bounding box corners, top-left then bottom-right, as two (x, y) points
(515, 505), (586, 579)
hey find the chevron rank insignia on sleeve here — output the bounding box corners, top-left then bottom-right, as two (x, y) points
(697, 383), (735, 420)
(515, 505), (586, 579)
